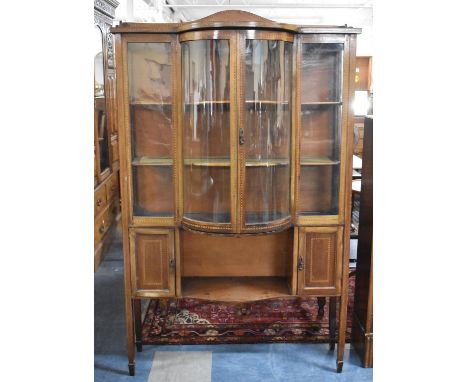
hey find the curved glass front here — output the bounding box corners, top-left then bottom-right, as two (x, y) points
(182, 40), (231, 224)
(243, 39), (293, 226)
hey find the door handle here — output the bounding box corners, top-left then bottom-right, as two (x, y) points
(239, 128), (245, 145)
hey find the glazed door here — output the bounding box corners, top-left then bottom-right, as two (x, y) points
(124, 34), (178, 226)
(297, 36), (349, 225)
(239, 31), (294, 232)
(181, 31), (237, 232)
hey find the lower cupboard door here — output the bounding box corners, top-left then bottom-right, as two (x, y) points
(297, 226), (343, 296)
(130, 228), (175, 297)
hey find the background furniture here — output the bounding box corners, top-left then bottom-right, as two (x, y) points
(351, 116), (373, 367)
(94, 0), (121, 271)
(112, 10), (360, 375)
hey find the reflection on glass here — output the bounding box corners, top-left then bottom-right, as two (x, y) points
(128, 43), (172, 104)
(182, 40), (231, 224)
(301, 43), (343, 102)
(300, 43), (343, 215)
(128, 42), (174, 217)
(244, 40), (292, 225)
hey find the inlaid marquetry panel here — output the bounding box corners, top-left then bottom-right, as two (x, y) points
(130, 228), (175, 297)
(297, 226), (343, 295)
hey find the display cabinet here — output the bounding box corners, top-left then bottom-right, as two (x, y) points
(94, 0), (121, 270)
(112, 10), (360, 375)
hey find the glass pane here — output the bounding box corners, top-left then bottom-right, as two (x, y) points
(244, 40), (292, 225)
(300, 43), (343, 216)
(301, 105), (341, 161)
(182, 40), (231, 224)
(128, 42), (174, 217)
(128, 43), (172, 103)
(299, 165), (339, 214)
(301, 43), (343, 103)
(133, 166), (174, 216)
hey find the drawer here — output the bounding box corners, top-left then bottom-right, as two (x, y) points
(106, 172), (119, 202)
(94, 185), (107, 216)
(94, 212), (107, 246)
(94, 206), (114, 246)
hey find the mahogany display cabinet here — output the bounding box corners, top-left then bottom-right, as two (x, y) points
(111, 10), (360, 375)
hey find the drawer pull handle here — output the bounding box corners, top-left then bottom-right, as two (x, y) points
(99, 224), (105, 234)
(96, 199), (103, 207)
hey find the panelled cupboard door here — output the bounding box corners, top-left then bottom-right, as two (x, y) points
(130, 228), (175, 297)
(297, 226), (343, 296)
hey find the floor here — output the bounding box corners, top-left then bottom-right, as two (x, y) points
(95, 230), (372, 382)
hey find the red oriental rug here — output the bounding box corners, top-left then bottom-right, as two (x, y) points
(142, 275), (354, 345)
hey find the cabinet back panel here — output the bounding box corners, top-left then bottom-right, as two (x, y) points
(181, 229), (293, 276)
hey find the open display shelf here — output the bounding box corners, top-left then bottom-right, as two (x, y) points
(182, 277), (290, 301)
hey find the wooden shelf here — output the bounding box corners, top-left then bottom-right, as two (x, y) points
(300, 157), (340, 166)
(132, 157), (173, 166)
(182, 277), (290, 301)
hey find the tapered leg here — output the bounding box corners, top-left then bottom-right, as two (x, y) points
(159, 298), (168, 315)
(125, 296), (136, 376)
(317, 297), (326, 320)
(329, 297), (337, 351)
(337, 282), (350, 373)
(133, 299), (143, 352)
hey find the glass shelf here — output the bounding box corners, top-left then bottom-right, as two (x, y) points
(184, 158), (230, 167)
(300, 157), (340, 166)
(301, 101), (342, 106)
(130, 101), (172, 106)
(132, 157), (173, 166)
(246, 158), (289, 167)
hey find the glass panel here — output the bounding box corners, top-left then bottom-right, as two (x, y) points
(299, 165), (339, 215)
(128, 42), (174, 217)
(128, 43), (172, 104)
(182, 40), (231, 224)
(94, 26), (110, 175)
(301, 43), (342, 103)
(300, 43), (343, 216)
(244, 40), (293, 225)
(133, 166), (174, 216)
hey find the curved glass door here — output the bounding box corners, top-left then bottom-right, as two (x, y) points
(182, 39), (231, 225)
(242, 38), (293, 227)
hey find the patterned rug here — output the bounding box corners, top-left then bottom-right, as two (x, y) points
(142, 275), (354, 345)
